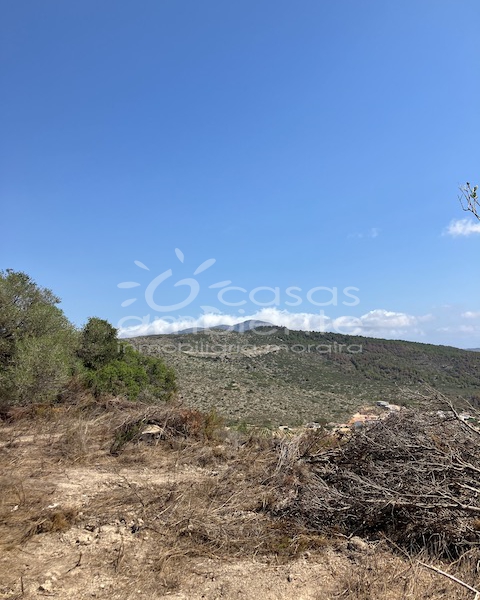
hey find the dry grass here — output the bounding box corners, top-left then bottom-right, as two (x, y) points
(329, 545), (480, 599)
(2, 401), (480, 599)
(0, 474), (78, 548)
(82, 433), (330, 565)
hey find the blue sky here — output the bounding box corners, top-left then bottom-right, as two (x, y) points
(1, 0), (480, 347)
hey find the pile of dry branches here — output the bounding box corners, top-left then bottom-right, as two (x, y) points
(109, 405), (224, 454)
(271, 410), (480, 556)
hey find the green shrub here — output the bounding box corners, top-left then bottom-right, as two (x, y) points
(0, 270), (79, 406)
(125, 346), (176, 399)
(0, 272), (176, 406)
(85, 359), (149, 400)
(78, 317), (118, 369)
(81, 336), (176, 402)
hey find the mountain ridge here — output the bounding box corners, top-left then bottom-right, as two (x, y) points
(175, 319), (274, 334)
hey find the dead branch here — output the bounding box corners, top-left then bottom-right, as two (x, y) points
(418, 560), (480, 596)
(459, 182), (480, 221)
(269, 409), (480, 555)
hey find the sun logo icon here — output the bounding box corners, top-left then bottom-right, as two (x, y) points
(117, 248), (232, 313)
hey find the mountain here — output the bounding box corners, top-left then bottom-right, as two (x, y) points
(176, 320), (274, 334)
(228, 320), (274, 332)
(128, 328), (480, 426)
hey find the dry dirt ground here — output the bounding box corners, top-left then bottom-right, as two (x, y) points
(0, 409), (477, 600)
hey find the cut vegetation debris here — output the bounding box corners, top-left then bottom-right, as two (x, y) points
(2, 400), (480, 599)
(270, 409), (480, 556)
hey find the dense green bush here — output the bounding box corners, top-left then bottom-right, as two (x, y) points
(84, 357), (148, 400)
(0, 270), (176, 406)
(78, 317), (118, 369)
(11, 336), (76, 404)
(0, 270), (78, 405)
(79, 320), (176, 401)
(123, 345), (176, 400)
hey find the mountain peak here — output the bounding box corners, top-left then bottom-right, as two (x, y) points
(176, 319), (274, 335)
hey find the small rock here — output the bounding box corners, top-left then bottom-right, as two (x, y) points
(76, 533), (93, 545)
(347, 536), (369, 552)
(139, 425), (164, 443)
(39, 580), (53, 592)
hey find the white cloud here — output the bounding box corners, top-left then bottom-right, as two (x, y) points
(348, 227), (380, 239)
(332, 309), (432, 337)
(437, 324), (480, 334)
(119, 308), (331, 337)
(118, 307), (431, 339)
(444, 219), (480, 237)
(462, 311), (480, 319)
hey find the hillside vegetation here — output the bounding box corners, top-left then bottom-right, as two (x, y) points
(0, 270), (176, 410)
(129, 327), (480, 425)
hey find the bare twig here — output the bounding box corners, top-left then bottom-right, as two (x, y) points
(418, 560), (480, 596)
(113, 537), (125, 573)
(459, 182), (480, 221)
(65, 552), (82, 574)
(272, 408), (480, 553)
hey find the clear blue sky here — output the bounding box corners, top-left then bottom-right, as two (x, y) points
(1, 0), (480, 347)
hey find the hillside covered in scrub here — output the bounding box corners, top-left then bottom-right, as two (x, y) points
(128, 328), (480, 425)
(2, 268), (480, 428)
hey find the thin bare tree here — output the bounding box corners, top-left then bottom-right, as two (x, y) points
(459, 182), (479, 221)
